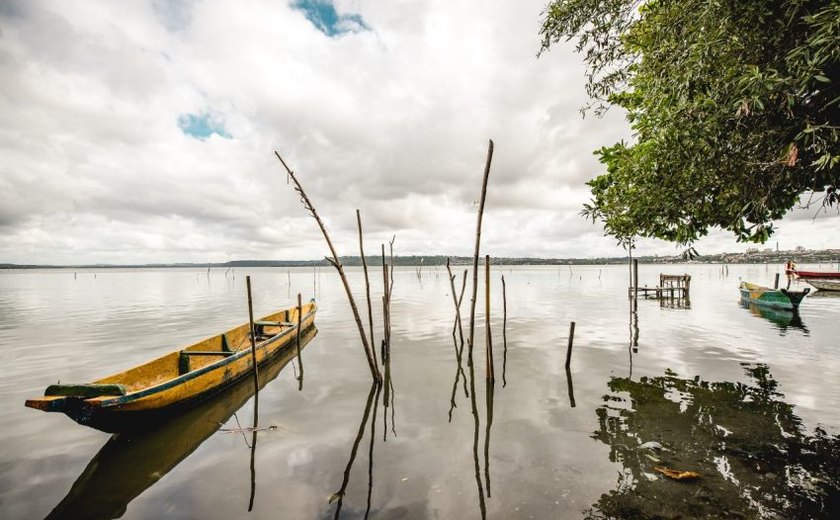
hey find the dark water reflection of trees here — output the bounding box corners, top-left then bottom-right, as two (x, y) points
(587, 364), (840, 519)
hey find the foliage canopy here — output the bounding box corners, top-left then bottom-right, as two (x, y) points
(540, 0), (840, 245)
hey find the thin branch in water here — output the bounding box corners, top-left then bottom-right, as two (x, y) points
(468, 140), (495, 361)
(274, 151), (381, 383)
(446, 258), (465, 347)
(357, 209), (377, 366)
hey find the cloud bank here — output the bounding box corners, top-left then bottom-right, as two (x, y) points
(0, 0), (834, 264)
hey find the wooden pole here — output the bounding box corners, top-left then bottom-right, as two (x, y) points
(381, 244), (391, 356)
(485, 255), (494, 382)
(295, 293), (304, 386)
(774, 272), (780, 289)
(468, 140), (495, 359)
(274, 151), (380, 383)
(633, 259), (639, 304)
(564, 321), (576, 369)
(356, 209), (377, 366)
(245, 276), (260, 407)
(501, 274), (507, 388)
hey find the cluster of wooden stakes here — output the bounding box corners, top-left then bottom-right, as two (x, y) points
(264, 140), (578, 387)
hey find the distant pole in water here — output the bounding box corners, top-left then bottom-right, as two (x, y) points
(565, 321), (576, 370)
(485, 255), (494, 382)
(774, 272), (780, 289)
(245, 276), (260, 410)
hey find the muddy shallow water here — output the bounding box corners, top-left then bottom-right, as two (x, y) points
(1, 263), (838, 519)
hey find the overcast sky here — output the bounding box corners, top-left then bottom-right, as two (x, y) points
(0, 0), (836, 265)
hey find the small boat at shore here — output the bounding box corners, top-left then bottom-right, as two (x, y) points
(789, 269), (840, 279)
(805, 279), (840, 292)
(739, 282), (809, 310)
(25, 300), (316, 432)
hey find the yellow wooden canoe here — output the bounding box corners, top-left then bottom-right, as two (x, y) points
(45, 326), (317, 519)
(25, 299), (316, 432)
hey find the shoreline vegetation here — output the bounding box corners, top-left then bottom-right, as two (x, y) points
(2, 248), (839, 270)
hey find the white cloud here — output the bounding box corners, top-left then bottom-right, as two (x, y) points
(0, 0), (835, 264)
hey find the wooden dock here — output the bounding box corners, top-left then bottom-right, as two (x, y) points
(630, 274), (691, 301)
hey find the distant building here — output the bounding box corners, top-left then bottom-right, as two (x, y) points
(796, 246), (806, 252)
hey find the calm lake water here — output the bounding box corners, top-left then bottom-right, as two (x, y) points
(1, 264), (839, 519)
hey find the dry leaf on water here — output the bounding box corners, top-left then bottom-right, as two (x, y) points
(653, 466), (702, 480)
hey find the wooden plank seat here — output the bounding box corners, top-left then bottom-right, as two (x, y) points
(252, 320), (294, 338)
(179, 350), (236, 375)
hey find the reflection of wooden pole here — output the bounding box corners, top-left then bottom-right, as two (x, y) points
(246, 276), (260, 401)
(295, 293), (303, 388)
(468, 140), (495, 358)
(485, 255), (494, 382)
(564, 321), (576, 369)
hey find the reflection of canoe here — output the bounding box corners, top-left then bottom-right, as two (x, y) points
(740, 301), (808, 332)
(45, 327), (316, 520)
(739, 282), (809, 310)
(805, 279), (840, 292)
(26, 300), (316, 432)
(792, 269), (840, 279)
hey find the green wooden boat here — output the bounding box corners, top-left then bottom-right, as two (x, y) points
(738, 281), (809, 310)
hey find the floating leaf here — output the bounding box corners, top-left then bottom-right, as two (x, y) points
(653, 466), (702, 480)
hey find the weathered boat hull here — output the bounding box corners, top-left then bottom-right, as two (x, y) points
(26, 300), (316, 432)
(739, 282), (809, 310)
(805, 279), (840, 292)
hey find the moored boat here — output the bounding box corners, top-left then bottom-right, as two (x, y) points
(43, 326), (317, 520)
(738, 282), (809, 310)
(791, 269), (840, 279)
(805, 279), (840, 292)
(25, 300), (316, 432)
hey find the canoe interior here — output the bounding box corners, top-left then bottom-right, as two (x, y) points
(93, 301), (314, 393)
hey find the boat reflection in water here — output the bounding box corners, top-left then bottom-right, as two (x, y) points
(588, 364), (840, 519)
(739, 301), (809, 334)
(46, 328), (317, 520)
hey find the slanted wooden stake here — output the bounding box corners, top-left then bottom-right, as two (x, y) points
(274, 151), (381, 383)
(468, 140), (495, 358)
(485, 255), (494, 382)
(356, 209), (377, 365)
(245, 276), (260, 405)
(565, 321), (576, 369)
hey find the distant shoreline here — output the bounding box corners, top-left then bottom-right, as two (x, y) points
(3, 249), (839, 270)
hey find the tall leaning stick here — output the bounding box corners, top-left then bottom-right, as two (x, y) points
(468, 140), (494, 358)
(274, 151), (381, 382)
